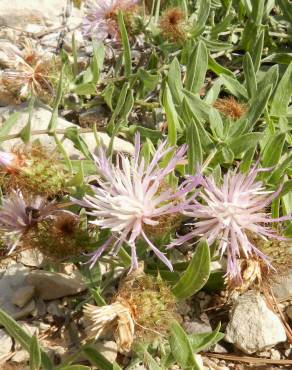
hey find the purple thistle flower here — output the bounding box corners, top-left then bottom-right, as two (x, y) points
(72, 134), (189, 271)
(82, 0), (139, 41)
(169, 165), (291, 282)
(0, 150), (18, 170)
(0, 190), (55, 253)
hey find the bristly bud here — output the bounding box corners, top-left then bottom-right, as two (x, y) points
(213, 97), (247, 120)
(27, 212), (91, 260)
(159, 7), (187, 42)
(84, 265), (178, 351)
(0, 144), (67, 197)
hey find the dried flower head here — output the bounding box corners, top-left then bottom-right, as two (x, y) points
(27, 212), (90, 260)
(0, 144), (66, 196)
(83, 0), (139, 41)
(159, 7), (187, 41)
(0, 40), (55, 101)
(72, 134), (190, 271)
(169, 165), (291, 284)
(213, 97), (247, 120)
(84, 265), (177, 351)
(0, 190), (55, 253)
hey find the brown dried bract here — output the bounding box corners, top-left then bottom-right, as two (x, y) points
(213, 96), (247, 120)
(160, 7), (187, 41)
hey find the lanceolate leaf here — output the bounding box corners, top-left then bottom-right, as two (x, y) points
(270, 61), (292, 116)
(172, 240), (210, 300)
(185, 41), (208, 94)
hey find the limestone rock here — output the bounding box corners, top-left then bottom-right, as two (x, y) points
(11, 349), (29, 364)
(16, 249), (44, 268)
(225, 291), (287, 354)
(0, 263), (35, 319)
(0, 105), (134, 157)
(272, 270), (292, 300)
(11, 285), (35, 308)
(26, 270), (87, 300)
(0, 329), (13, 360)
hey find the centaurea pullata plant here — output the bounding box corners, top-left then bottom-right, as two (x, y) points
(72, 134), (191, 271)
(169, 165), (291, 284)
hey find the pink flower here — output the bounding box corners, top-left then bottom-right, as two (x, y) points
(169, 165), (291, 282)
(82, 0), (139, 41)
(0, 190), (55, 253)
(72, 134), (189, 271)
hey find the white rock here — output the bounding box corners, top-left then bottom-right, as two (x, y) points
(16, 249), (44, 268)
(194, 354), (204, 370)
(0, 105), (134, 157)
(272, 270), (292, 300)
(11, 349), (29, 363)
(225, 291), (287, 354)
(11, 285), (35, 308)
(26, 270), (87, 300)
(0, 329), (13, 358)
(0, 263), (35, 319)
(0, 0), (83, 29)
(93, 341), (118, 363)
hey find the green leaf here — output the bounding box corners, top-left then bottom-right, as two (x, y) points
(243, 53), (257, 99)
(185, 41), (208, 94)
(30, 335), (41, 370)
(208, 55), (234, 77)
(64, 127), (91, 159)
(252, 30), (264, 73)
(163, 84), (179, 147)
(169, 321), (201, 370)
(257, 65), (279, 94)
(0, 112), (20, 140)
(0, 308), (54, 370)
(189, 324), (225, 353)
(262, 132), (286, 169)
(118, 11), (131, 77)
(187, 119), (203, 173)
(172, 240), (210, 300)
(82, 346), (113, 370)
(277, 0), (292, 23)
(168, 58), (183, 104)
(20, 97), (35, 144)
(220, 75), (248, 99)
(227, 132), (263, 157)
(270, 61), (292, 116)
(58, 366), (91, 370)
(134, 343), (161, 370)
(191, 0), (211, 37)
(48, 64), (64, 133)
(231, 83), (273, 135)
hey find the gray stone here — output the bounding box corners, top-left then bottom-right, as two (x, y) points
(27, 270), (87, 300)
(225, 291), (287, 354)
(0, 105), (135, 158)
(0, 263), (35, 319)
(93, 341), (118, 364)
(11, 285), (35, 308)
(0, 328), (13, 358)
(183, 314), (212, 334)
(47, 301), (64, 317)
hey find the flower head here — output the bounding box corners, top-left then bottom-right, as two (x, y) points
(170, 165), (291, 283)
(83, 0), (139, 41)
(0, 40), (55, 100)
(0, 190), (55, 253)
(72, 134), (189, 271)
(0, 150), (21, 172)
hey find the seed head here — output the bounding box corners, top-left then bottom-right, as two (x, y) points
(213, 97), (247, 120)
(160, 7), (187, 41)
